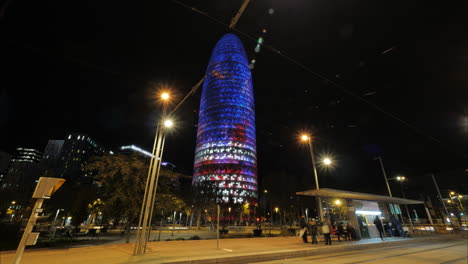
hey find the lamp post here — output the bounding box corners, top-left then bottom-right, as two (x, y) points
(274, 207), (279, 225)
(300, 134), (332, 222)
(430, 174), (451, 226)
(228, 207), (232, 226)
(50, 208), (64, 240)
(134, 92), (173, 255)
(388, 176), (413, 231)
(374, 157), (406, 224)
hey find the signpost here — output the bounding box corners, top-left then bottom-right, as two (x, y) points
(13, 177), (65, 264)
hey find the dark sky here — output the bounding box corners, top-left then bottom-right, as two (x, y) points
(1, 0), (467, 200)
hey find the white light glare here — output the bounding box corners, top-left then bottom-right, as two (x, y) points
(164, 119), (173, 128)
(355, 210), (382, 215)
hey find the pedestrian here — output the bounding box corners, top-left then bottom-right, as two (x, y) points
(309, 221), (318, 244)
(337, 222), (346, 241)
(321, 221), (332, 245)
(346, 223), (358, 240)
(299, 221), (309, 243)
(384, 221), (393, 237)
(344, 223), (351, 240)
(391, 216), (402, 237)
(373, 216), (385, 241)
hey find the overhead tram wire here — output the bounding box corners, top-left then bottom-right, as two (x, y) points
(170, 0), (450, 150)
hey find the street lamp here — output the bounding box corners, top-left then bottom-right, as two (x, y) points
(300, 134), (325, 222)
(134, 92), (174, 255)
(50, 208), (64, 239)
(228, 207), (232, 226)
(274, 207), (279, 225)
(388, 176), (413, 230)
(161, 92), (170, 101)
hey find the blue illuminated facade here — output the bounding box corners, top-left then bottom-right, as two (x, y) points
(193, 34), (257, 204)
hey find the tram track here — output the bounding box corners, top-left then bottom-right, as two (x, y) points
(251, 237), (467, 264)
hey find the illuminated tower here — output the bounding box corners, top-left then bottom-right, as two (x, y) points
(193, 34), (257, 204)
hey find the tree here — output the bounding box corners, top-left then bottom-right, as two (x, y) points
(85, 154), (147, 234)
(85, 154), (189, 240)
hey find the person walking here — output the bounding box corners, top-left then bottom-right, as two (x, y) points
(309, 221), (318, 244)
(374, 216), (385, 241)
(321, 221), (332, 245)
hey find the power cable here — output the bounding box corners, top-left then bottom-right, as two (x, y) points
(170, 0), (449, 149)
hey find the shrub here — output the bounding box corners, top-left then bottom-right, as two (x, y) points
(189, 235), (201, 240)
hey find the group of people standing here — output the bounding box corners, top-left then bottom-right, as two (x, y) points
(374, 215), (407, 240)
(300, 220), (359, 245)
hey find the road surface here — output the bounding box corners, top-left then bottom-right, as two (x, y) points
(251, 237), (467, 264)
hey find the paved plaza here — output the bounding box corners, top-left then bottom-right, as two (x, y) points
(2, 234), (466, 264)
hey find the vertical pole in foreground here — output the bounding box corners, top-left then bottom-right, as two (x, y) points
(400, 181), (414, 232)
(134, 123), (160, 255)
(216, 205), (220, 249)
(376, 156), (392, 197)
(14, 198), (44, 264)
(308, 139), (323, 222)
(431, 174), (450, 224)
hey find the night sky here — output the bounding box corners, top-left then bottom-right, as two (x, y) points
(1, 0), (467, 200)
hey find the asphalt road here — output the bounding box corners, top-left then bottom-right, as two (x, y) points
(251, 237), (468, 264)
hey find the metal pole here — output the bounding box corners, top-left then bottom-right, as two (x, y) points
(158, 210), (163, 241)
(172, 211), (176, 236)
(216, 205), (220, 249)
(50, 209), (62, 240)
(14, 198), (44, 264)
(431, 174), (450, 224)
(400, 182), (414, 232)
(424, 206), (434, 225)
(376, 156), (392, 197)
(145, 131), (166, 245)
(308, 139), (323, 222)
(134, 125), (164, 255)
(375, 157), (405, 223)
(134, 124), (160, 255)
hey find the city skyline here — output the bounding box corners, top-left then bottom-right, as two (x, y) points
(1, 0), (466, 196)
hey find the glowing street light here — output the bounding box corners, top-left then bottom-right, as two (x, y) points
(161, 92), (170, 101)
(335, 200), (342, 205)
(323, 158), (332, 165)
(164, 119), (173, 128)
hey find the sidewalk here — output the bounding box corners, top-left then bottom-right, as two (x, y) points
(0, 235), (447, 264)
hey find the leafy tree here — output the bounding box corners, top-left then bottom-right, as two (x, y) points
(85, 154), (188, 240)
(85, 154), (146, 230)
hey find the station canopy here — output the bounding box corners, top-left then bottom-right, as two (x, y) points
(296, 188), (424, 205)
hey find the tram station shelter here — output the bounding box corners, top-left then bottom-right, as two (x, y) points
(297, 188), (425, 239)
